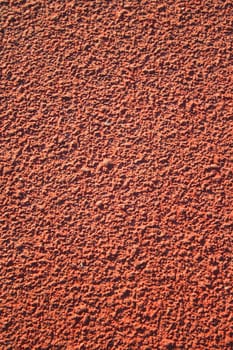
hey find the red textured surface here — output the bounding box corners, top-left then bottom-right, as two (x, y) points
(1, 0), (233, 349)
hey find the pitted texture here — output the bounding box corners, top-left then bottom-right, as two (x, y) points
(1, 0), (233, 349)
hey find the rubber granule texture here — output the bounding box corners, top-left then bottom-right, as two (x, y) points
(1, 1), (233, 349)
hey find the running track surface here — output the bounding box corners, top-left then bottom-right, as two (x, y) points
(1, 1), (233, 349)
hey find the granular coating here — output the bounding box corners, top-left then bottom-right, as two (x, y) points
(1, 0), (233, 349)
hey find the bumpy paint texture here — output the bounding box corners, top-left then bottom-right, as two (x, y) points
(1, 0), (233, 349)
